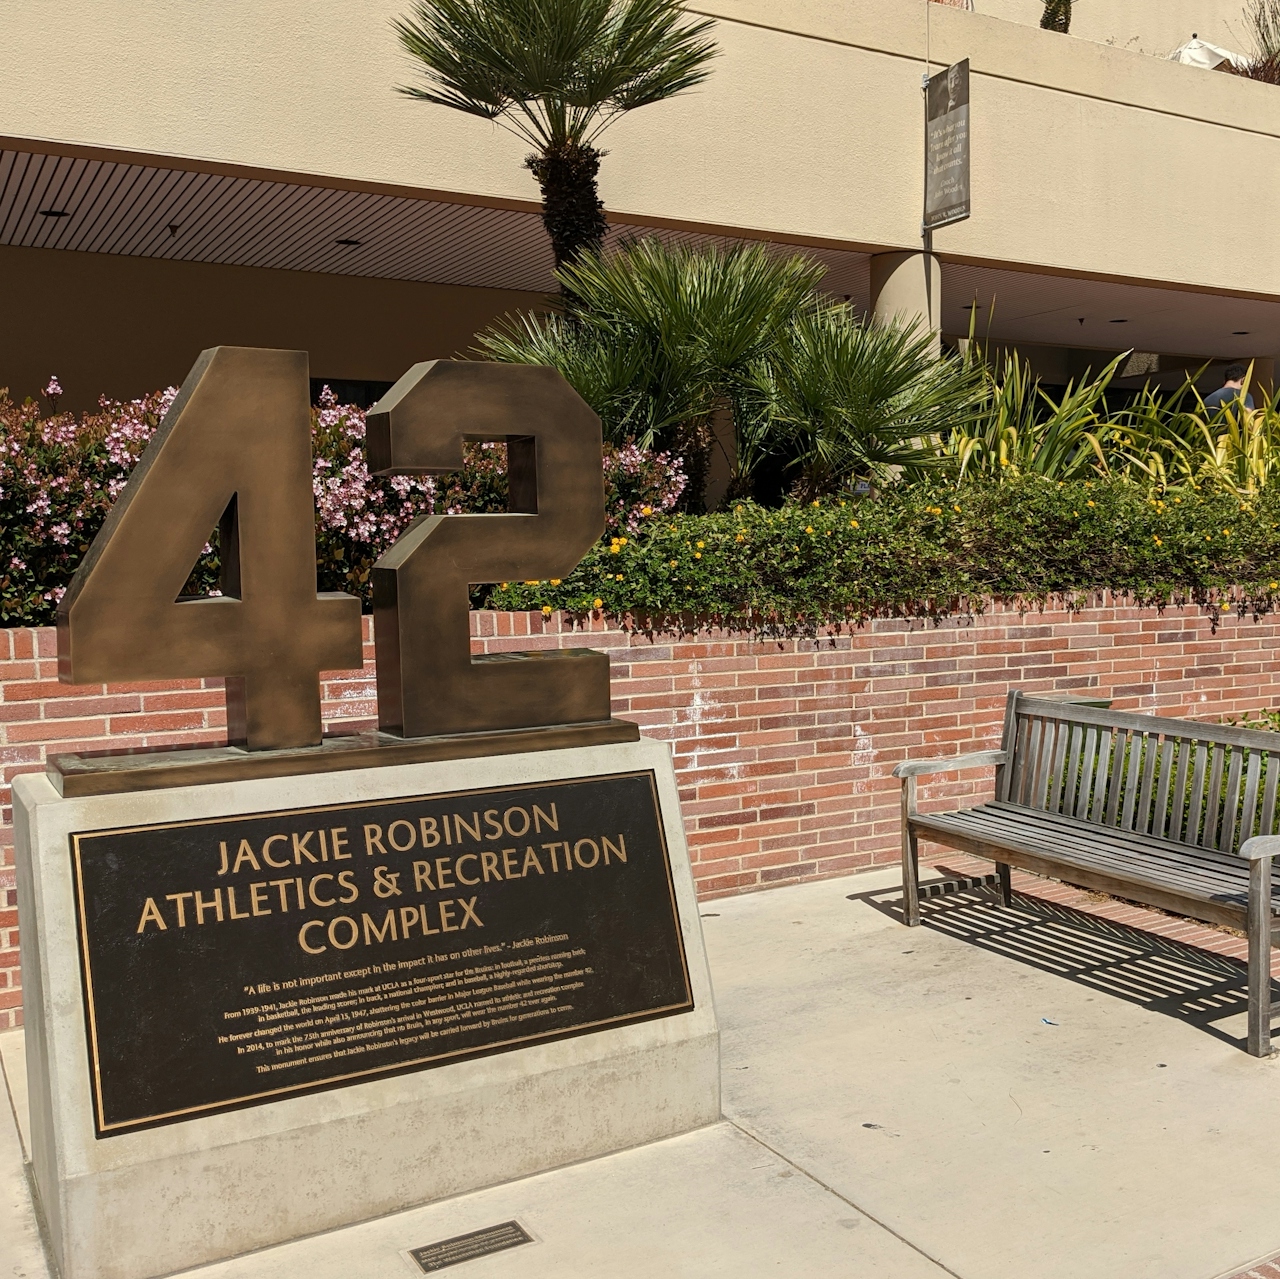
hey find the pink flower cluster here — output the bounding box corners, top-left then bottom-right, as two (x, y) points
(0, 384), (687, 623)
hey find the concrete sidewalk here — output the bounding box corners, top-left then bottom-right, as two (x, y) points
(4, 866), (1280, 1278)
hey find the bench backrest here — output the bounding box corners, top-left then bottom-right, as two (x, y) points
(997, 692), (1280, 855)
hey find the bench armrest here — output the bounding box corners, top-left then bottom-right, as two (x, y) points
(1240, 835), (1280, 861)
(892, 750), (1008, 780)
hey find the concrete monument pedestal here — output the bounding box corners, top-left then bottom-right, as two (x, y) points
(14, 737), (719, 1279)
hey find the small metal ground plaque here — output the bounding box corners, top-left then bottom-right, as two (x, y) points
(408, 1221), (534, 1272)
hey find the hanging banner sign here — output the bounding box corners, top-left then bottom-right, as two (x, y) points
(924, 59), (971, 230)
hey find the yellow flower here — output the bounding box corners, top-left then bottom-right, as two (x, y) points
(694, 552), (702, 559)
(641, 505), (653, 515)
(735, 533), (745, 542)
(523, 579), (539, 585)
(1086, 500), (1095, 508)
(1271, 582), (1278, 590)
(593, 597), (603, 609)
(1223, 529), (1231, 537)
(550, 578), (561, 586)
(1153, 536), (1162, 545)
(619, 537), (628, 545)
(696, 540), (705, 549)
(812, 499), (820, 507)
(542, 605), (553, 616)
(500, 582), (508, 589)
(953, 504), (961, 513)
(1000, 458), (1010, 467)
(609, 544), (620, 554)
(805, 525), (814, 534)
(849, 520), (859, 528)
(615, 574), (623, 581)
(669, 559), (679, 567)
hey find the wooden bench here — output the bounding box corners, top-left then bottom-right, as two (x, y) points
(894, 691), (1280, 1056)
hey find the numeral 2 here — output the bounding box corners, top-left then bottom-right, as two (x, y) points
(367, 361), (610, 738)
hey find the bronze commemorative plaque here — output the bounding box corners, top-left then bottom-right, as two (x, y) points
(71, 770), (692, 1137)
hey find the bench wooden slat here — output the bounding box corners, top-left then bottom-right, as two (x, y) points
(913, 817), (1252, 920)
(1241, 752), (1263, 845)
(1093, 727), (1116, 823)
(913, 806), (1264, 909)
(1151, 736), (1175, 839)
(1103, 728), (1127, 825)
(985, 801), (1254, 878)
(1121, 731), (1143, 830)
(1186, 742), (1209, 844)
(1017, 695), (1280, 751)
(1059, 727), (1080, 814)
(1032, 716), (1057, 810)
(1222, 748), (1246, 853)
(1203, 744), (1227, 850)
(1021, 715), (1043, 807)
(1262, 753), (1280, 838)
(1048, 716), (1071, 814)
(947, 804), (1253, 882)
(1077, 725), (1100, 819)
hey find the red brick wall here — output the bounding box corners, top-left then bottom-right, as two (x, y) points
(2, 597), (1278, 1029)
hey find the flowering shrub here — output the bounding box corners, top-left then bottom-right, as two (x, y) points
(0, 385), (688, 623)
(310, 391), (684, 604)
(0, 387), (183, 623)
(493, 477), (1280, 636)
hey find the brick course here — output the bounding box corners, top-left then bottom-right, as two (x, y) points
(2, 595), (1279, 1028)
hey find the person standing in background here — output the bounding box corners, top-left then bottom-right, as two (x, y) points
(1204, 363), (1256, 412)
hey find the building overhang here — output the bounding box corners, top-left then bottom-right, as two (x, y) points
(4, 138), (1279, 367)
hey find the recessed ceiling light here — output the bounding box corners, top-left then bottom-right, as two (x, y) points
(38, 209), (70, 218)
(1109, 318), (1129, 324)
(1233, 330), (1250, 335)
(335, 238), (362, 246)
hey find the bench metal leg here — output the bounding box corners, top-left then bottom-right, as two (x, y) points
(901, 778), (920, 927)
(1248, 854), (1274, 1057)
(996, 862), (1013, 908)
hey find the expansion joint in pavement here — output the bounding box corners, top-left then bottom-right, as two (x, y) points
(723, 1115), (968, 1279)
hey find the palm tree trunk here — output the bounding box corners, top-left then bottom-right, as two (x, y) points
(1040, 0), (1071, 31)
(525, 142), (609, 273)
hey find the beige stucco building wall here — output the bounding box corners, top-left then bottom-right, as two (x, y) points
(974, 0), (1246, 56)
(0, 0), (1277, 398)
(1, 0), (1275, 293)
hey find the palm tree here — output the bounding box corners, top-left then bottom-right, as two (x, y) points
(1040, 0), (1071, 32)
(475, 238), (826, 505)
(394, 0), (718, 271)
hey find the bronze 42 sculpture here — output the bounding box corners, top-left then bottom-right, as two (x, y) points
(53, 347), (626, 790)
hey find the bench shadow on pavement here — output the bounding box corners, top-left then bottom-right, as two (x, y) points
(851, 880), (1265, 1052)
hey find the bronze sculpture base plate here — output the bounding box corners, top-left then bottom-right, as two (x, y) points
(47, 719), (641, 798)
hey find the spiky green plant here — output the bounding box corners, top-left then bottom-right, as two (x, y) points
(394, 0), (717, 269)
(739, 309), (980, 500)
(477, 237), (826, 503)
(945, 351), (1123, 482)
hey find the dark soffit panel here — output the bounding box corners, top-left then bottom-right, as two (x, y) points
(0, 148), (873, 303)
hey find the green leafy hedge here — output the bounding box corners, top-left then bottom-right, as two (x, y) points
(491, 477), (1280, 635)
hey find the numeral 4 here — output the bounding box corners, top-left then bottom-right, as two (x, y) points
(58, 347), (363, 749)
